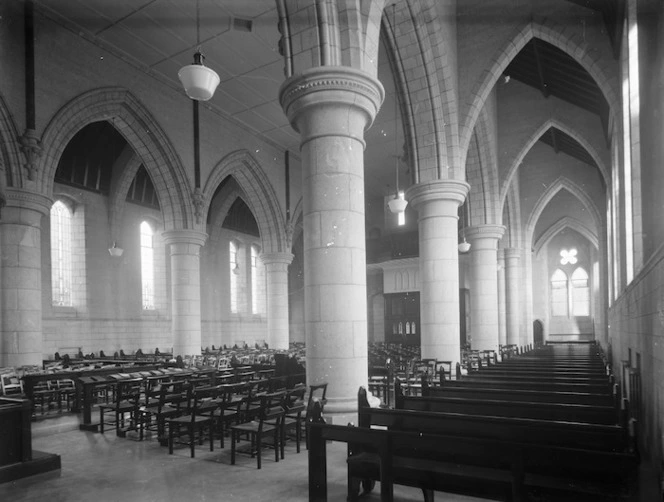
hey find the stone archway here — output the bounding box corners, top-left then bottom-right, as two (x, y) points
(40, 87), (192, 231)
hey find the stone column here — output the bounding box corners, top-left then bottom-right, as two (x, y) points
(260, 252), (293, 351)
(504, 248), (521, 346)
(162, 229), (208, 357)
(279, 67), (384, 415)
(465, 225), (505, 353)
(0, 189), (52, 367)
(497, 249), (507, 348)
(406, 180), (469, 368)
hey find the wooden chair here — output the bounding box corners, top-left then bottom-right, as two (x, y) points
(1, 372), (25, 397)
(230, 391), (286, 469)
(99, 378), (142, 437)
(280, 385), (307, 457)
(166, 386), (215, 457)
(138, 380), (187, 442)
(212, 383), (246, 448)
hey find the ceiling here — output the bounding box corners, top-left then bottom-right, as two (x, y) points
(37, 1), (609, 226)
(36, 0), (402, 208)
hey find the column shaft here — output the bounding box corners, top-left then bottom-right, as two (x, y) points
(280, 67), (384, 415)
(497, 249), (507, 348)
(465, 225), (505, 353)
(260, 252), (293, 351)
(406, 180), (469, 368)
(163, 230), (207, 357)
(505, 248), (521, 346)
(0, 190), (51, 367)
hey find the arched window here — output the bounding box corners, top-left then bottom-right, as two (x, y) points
(550, 269), (568, 317)
(405, 322), (411, 335)
(229, 241), (239, 313)
(251, 245), (259, 314)
(50, 201), (72, 306)
(571, 267), (590, 316)
(140, 221), (155, 310)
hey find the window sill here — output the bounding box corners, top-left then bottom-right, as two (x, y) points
(52, 306), (77, 318)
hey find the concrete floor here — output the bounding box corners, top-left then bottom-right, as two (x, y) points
(1, 413), (659, 502)
(0, 414), (492, 502)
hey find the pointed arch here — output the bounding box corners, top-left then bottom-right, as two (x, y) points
(533, 216), (599, 258)
(467, 106), (501, 225)
(203, 150), (287, 254)
(0, 93), (22, 189)
(525, 177), (602, 251)
(40, 87), (192, 230)
(460, 20), (619, 169)
(501, 118), (609, 208)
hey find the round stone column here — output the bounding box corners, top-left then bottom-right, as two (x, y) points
(465, 224), (505, 353)
(504, 248), (521, 346)
(0, 189), (52, 367)
(280, 67), (384, 415)
(162, 229), (208, 358)
(406, 180), (469, 368)
(497, 249), (507, 348)
(259, 252), (293, 351)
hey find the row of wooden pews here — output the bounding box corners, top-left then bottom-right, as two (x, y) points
(308, 341), (640, 501)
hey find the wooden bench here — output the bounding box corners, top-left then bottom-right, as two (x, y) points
(359, 388), (633, 454)
(396, 379), (622, 426)
(307, 395), (639, 501)
(424, 378), (618, 407)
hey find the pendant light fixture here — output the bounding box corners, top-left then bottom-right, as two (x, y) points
(458, 201), (471, 253)
(387, 5), (408, 215)
(178, 0), (220, 101)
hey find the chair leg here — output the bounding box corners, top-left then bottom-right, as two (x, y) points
(257, 433), (262, 469)
(169, 424), (174, 454)
(295, 417), (301, 453)
(231, 431), (236, 465)
(190, 425), (195, 458)
(209, 422), (214, 452)
(99, 408), (105, 434)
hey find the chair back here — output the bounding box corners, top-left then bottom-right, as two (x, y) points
(261, 391), (287, 428)
(284, 385), (307, 414)
(116, 378), (142, 407)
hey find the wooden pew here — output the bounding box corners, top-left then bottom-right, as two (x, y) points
(422, 378), (619, 408)
(359, 389), (632, 454)
(307, 394), (639, 501)
(396, 379), (622, 426)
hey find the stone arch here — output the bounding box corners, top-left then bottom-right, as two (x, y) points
(500, 118), (609, 209)
(533, 216), (599, 258)
(0, 93), (22, 189)
(460, 20), (619, 169)
(40, 87), (192, 231)
(382, 0), (460, 184)
(203, 150), (287, 254)
(525, 177), (602, 252)
(467, 106), (501, 226)
(289, 197), (304, 251)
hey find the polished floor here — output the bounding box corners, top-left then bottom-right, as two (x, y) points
(1, 413), (659, 502)
(0, 413), (494, 502)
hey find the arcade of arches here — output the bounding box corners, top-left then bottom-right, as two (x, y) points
(1, 0), (663, 475)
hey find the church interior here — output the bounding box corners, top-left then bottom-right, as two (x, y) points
(0, 0), (663, 500)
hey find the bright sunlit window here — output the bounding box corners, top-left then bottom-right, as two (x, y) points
(397, 191), (406, 226)
(140, 221), (155, 310)
(230, 241), (238, 313)
(50, 201), (72, 306)
(551, 269), (568, 317)
(571, 267), (590, 316)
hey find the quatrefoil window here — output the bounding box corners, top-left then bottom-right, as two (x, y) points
(560, 248), (578, 265)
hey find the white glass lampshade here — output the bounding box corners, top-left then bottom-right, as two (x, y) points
(178, 53), (220, 101)
(458, 238), (471, 253)
(388, 196), (408, 214)
(108, 242), (124, 257)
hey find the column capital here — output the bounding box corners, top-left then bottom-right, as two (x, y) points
(162, 229), (208, 248)
(504, 248), (521, 261)
(465, 224), (505, 243)
(405, 179), (470, 211)
(259, 251), (294, 267)
(3, 187), (52, 216)
(279, 66), (385, 139)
